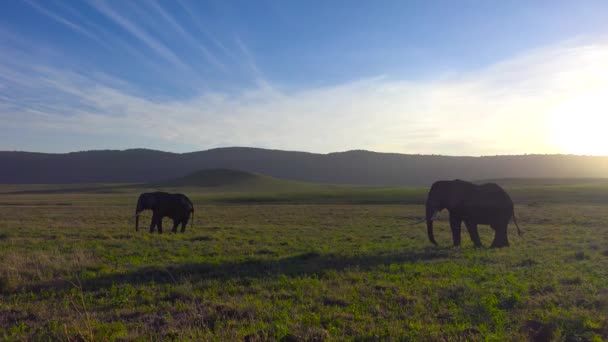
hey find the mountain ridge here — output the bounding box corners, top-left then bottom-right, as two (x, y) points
(1, 147), (607, 185)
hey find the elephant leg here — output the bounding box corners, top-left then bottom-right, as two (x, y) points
(490, 224), (509, 248)
(449, 214), (462, 246)
(171, 219), (179, 233)
(157, 218), (163, 234)
(149, 214), (159, 233)
(465, 221), (483, 247)
(181, 216), (190, 233)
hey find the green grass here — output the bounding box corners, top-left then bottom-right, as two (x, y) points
(0, 182), (607, 341)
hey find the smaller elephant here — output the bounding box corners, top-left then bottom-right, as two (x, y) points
(425, 179), (521, 248)
(135, 192), (194, 234)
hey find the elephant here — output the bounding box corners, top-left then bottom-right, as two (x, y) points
(425, 179), (521, 248)
(135, 192), (194, 234)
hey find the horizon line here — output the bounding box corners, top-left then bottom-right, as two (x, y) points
(1, 146), (608, 158)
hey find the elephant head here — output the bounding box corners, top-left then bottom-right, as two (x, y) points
(425, 182), (445, 245)
(135, 193), (156, 231)
(425, 180), (466, 245)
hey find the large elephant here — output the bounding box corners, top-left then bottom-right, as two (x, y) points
(425, 180), (521, 248)
(135, 192), (194, 234)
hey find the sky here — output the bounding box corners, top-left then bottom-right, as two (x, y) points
(1, 1), (608, 156)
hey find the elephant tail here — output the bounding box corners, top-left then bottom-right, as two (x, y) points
(512, 211), (523, 236)
(190, 207), (194, 228)
(183, 195), (194, 228)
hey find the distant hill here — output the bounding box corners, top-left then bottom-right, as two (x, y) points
(1, 147), (608, 185)
(2, 168), (324, 195)
(149, 168), (321, 192)
(476, 178), (608, 187)
(152, 169), (260, 187)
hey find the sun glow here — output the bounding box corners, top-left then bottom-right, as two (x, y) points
(548, 50), (608, 156)
(549, 79), (608, 156)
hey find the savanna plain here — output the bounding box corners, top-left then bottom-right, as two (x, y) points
(1, 180), (607, 341)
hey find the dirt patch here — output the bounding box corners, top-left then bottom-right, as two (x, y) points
(560, 277), (583, 286)
(520, 320), (555, 342)
(396, 296), (417, 306)
(212, 303), (252, 319)
(255, 249), (277, 255)
(295, 252), (321, 260)
(0, 309), (39, 326)
(529, 285), (555, 295)
(190, 235), (214, 242)
(244, 331), (271, 342)
(570, 251), (590, 261)
(280, 334), (300, 342)
(322, 297), (350, 307)
(113, 234), (134, 239)
(517, 258), (538, 267)
(458, 328), (481, 341)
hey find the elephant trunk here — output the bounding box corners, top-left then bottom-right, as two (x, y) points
(135, 199), (142, 232)
(135, 195), (144, 232)
(426, 204), (438, 245)
(135, 211), (140, 231)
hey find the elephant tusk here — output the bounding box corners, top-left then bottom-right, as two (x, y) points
(430, 210), (440, 221)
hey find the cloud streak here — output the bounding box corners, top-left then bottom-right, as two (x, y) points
(146, 0), (227, 72)
(87, 0), (191, 71)
(1, 39), (608, 155)
(174, 0), (236, 62)
(21, 0), (110, 49)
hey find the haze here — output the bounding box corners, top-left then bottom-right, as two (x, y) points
(1, 1), (608, 156)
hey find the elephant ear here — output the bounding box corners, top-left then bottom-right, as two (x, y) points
(143, 193), (157, 209)
(447, 196), (463, 208)
(446, 182), (474, 208)
(446, 188), (466, 208)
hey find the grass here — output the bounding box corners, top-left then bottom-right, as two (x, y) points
(0, 182), (607, 340)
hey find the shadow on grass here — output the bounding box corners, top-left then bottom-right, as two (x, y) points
(24, 248), (450, 293)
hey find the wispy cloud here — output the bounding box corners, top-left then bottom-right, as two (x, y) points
(234, 36), (275, 92)
(51, 1), (151, 62)
(2, 39), (608, 155)
(174, 0), (238, 63)
(21, 0), (110, 49)
(87, 0), (191, 71)
(145, 0), (227, 72)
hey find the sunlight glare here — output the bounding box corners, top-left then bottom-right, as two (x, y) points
(549, 87), (608, 156)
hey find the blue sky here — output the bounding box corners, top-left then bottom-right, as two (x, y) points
(2, 1), (608, 155)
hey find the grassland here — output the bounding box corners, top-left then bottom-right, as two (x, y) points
(0, 180), (607, 341)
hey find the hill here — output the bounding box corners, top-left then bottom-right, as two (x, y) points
(148, 168), (324, 192)
(1, 147), (608, 185)
(153, 169), (262, 187)
(476, 178), (608, 187)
